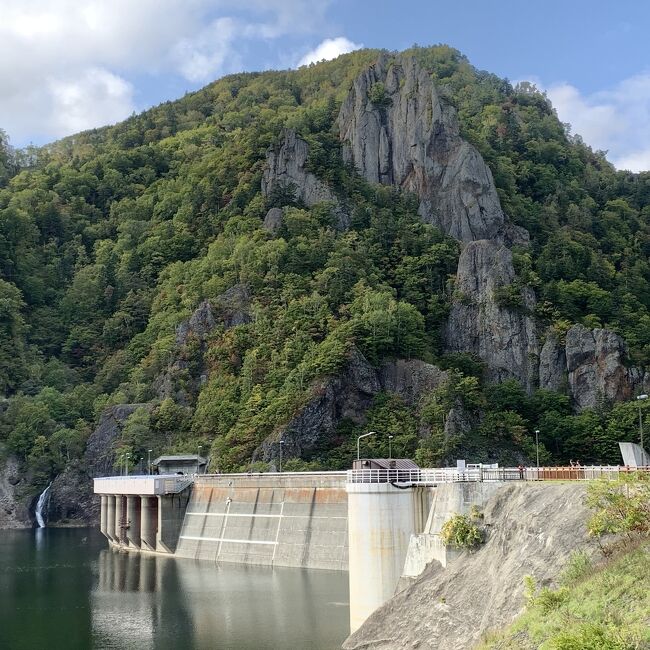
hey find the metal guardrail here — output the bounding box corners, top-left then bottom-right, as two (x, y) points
(346, 466), (650, 485)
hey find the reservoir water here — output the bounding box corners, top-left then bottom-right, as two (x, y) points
(0, 528), (349, 650)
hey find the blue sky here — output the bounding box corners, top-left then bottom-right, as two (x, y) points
(2, 0), (649, 170)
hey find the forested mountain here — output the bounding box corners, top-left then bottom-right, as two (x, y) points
(1, 46), (649, 508)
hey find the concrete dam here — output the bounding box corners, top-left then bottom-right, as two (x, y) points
(94, 464), (630, 631)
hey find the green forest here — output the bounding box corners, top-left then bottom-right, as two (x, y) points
(1, 45), (649, 486)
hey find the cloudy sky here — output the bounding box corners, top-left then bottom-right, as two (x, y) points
(2, 0), (649, 171)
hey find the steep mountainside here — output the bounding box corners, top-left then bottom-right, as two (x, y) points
(0, 46), (649, 523)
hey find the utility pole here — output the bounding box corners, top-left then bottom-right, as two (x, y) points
(279, 440), (284, 473)
(197, 445), (203, 475)
(148, 449), (153, 475)
(534, 430), (540, 468)
(637, 395), (648, 451)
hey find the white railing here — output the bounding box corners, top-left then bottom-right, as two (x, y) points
(346, 466), (649, 485)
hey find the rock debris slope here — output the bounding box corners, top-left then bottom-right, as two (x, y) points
(343, 483), (596, 650)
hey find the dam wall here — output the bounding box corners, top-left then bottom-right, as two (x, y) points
(402, 481), (505, 578)
(174, 473), (348, 571)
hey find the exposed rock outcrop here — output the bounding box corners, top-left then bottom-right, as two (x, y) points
(538, 325), (648, 411)
(254, 350), (450, 463)
(445, 240), (538, 390)
(154, 284), (252, 403)
(262, 207), (283, 233)
(0, 455), (32, 528)
(344, 483), (597, 650)
(339, 54), (525, 244)
(48, 403), (148, 524)
(261, 129), (349, 228)
(538, 332), (567, 393)
(379, 359), (448, 406)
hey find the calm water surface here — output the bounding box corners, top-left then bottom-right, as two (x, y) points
(0, 528), (349, 650)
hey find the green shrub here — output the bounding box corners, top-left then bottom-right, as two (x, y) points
(560, 550), (592, 585)
(440, 512), (485, 549)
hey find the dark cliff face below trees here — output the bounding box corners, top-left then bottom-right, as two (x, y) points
(253, 348), (449, 464)
(48, 403), (148, 524)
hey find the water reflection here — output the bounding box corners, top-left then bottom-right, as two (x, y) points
(92, 541), (349, 650)
(0, 529), (348, 650)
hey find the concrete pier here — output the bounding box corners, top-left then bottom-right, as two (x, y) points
(346, 482), (430, 633)
(126, 496), (141, 549)
(100, 495), (107, 538)
(115, 496), (126, 544)
(141, 497), (158, 551)
(105, 495), (116, 542)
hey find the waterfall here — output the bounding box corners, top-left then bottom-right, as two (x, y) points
(35, 483), (52, 528)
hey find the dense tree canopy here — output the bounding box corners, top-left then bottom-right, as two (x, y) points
(0, 46), (648, 483)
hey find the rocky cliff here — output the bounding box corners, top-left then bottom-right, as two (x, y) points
(262, 129), (349, 228)
(339, 54), (525, 245)
(0, 455), (33, 528)
(153, 283), (252, 404)
(344, 483), (597, 650)
(540, 325), (649, 411)
(445, 240), (538, 390)
(48, 403), (148, 524)
(254, 348), (449, 463)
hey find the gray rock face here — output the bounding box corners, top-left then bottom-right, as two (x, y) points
(155, 284), (252, 403)
(565, 325), (637, 411)
(539, 333), (567, 393)
(445, 240), (538, 390)
(339, 55), (517, 243)
(49, 404), (148, 524)
(262, 207), (283, 233)
(538, 325), (649, 410)
(261, 129), (348, 228)
(254, 350), (450, 463)
(0, 455), (32, 528)
(379, 359), (448, 407)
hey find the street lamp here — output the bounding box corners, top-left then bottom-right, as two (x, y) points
(148, 449), (153, 475)
(637, 395), (648, 451)
(534, 430), (540, 468)
(357, 431), (376, 461)
(279, 440), (285, 473)
(125, 453), (131, 476)
(197, 445), (203, 475)
(388, 435), (394, 460)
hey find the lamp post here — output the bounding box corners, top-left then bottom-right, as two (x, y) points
(279, 440), (284, 473)
(637, 395), (648, 451)
(125, 453), (131, 476)
(197, 445), (203, 475)
(148, 449), (153, 475)
(388, 435), (394, 460)
(534, 430), (540, 468)
(357, 431), (376, 461)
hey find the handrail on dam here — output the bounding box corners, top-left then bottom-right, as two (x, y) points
(346, 465), (649, 485)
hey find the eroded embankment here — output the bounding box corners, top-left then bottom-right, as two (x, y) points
(344, 483), (595, 650)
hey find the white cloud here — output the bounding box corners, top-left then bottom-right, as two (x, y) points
(297, 37), (362, 67)
(48, 69), (134, 135)
(544, 73), (650, 172)
(0, 0), (333, 144)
